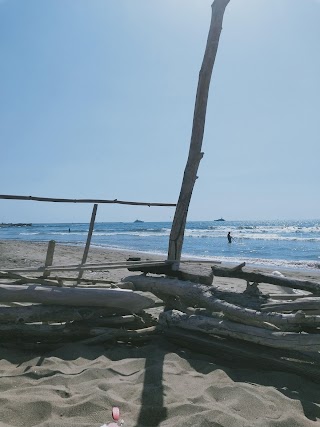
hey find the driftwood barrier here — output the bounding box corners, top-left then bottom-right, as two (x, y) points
(123, 275), (320, 331)
(1, 262), (320, 382)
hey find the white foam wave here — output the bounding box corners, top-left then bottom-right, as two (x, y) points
(19, 232), (40, 235)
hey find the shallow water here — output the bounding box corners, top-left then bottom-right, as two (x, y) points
(1, 219), (320, 272)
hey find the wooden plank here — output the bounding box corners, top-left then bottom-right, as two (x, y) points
(180, 259), (221, 264)
(1, 261), (169, 273)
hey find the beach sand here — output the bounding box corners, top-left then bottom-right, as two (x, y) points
(0, 240), (320, 427)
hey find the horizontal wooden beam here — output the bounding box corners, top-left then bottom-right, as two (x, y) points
(0, 284), (154, 311)
(0, 194), (176, 207)
(1, 261), (171, 274)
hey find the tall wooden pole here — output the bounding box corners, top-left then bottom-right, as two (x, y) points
(167, 0), (230, 264)
(77, 204), (98, 280)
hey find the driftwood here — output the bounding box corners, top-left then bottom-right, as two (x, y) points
(211, 264), (320, 294)
(168, 0), (231, 262)
(128, 263), (214, 285)
(76, 315), (136, 327)
(43, 240), (55, 278)
(0, 194), (176, 207)
(268, 293), (311, 300)
(0, 305), (132, 323)
(261, 298), (320, 312)
(0, 323), (158, 343)
(160, 310), (320, 351)
(0, 284), (154, 312)
(124, 275), (320, 329)
(0, 271), (116, 286)
(81, 326), (159, 345)
(2, 261), (170, 274)
(78, 204), (98, 281)
(0, 271), (63, 286)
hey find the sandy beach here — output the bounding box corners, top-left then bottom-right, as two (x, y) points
(1, 240), (320, 427)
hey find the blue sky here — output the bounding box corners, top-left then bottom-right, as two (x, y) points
(1, 0), (319, 223)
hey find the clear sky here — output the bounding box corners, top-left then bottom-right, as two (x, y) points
(1, 0), (319, 223)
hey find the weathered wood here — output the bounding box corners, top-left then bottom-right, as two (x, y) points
(0, 274), (114, 286)
(128, 263), (214, 285)
(0, 323), (157, 343)
(78, 204), (98, 280)
(54, 276), (113, 285)
(124, 275), (320, 328)
(0, 305), (132, 323)
(43, 240), (56, 278)
(160, 310), (320, 351)
(261, 298), (320, 312)
(211, 264), (320, 294)
(80, 315), (136, 326)
(22, 259), (168, 269)
(167, 0), (230, 263)
(0, 271), (62, 286)
(180, 259), (221, 264)
(268, 293), (311, 300)
(2, 261), (169, 274)
(81, 326), (159, 345)
(0, 194), (176, 207)
(0, 284), (154, 312)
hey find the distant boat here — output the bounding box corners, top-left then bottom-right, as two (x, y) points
(134, 219), (144, 223)
(214, 218), (225, 222)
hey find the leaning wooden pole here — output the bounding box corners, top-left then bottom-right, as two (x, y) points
(168, 0), (230, 264)
(78, 204), (98, 280)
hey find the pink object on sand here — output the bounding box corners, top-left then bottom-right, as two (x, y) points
(112, 407), (120, 421)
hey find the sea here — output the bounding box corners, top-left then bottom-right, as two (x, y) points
(1, 220), (320, 273)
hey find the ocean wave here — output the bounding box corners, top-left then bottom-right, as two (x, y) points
(19, 232), (41, 235)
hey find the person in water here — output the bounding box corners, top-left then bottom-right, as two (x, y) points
(227, 232), (232, 243)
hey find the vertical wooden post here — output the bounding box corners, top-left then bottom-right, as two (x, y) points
(77, 204), (98, 280)
(167, 0), (230, 265)
(43, 240), (56, 277)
